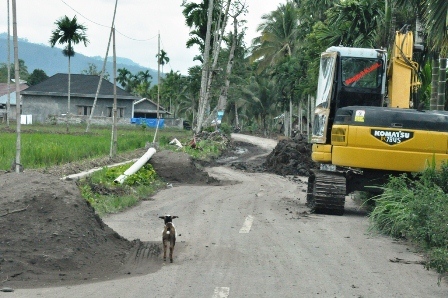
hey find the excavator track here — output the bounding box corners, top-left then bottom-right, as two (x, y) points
(307, 169), (346, 215)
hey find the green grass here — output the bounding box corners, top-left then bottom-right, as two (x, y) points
(0, 123), (191, 170)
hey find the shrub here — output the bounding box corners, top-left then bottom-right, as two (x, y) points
(103, 163), (157, 186)
(369, 166), (448, 280)
(369, 174), (413, 238)
(219, 123), (232, 136)
(203, 126), (216, 133)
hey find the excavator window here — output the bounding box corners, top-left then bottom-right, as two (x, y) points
(341, 58), (383, 89)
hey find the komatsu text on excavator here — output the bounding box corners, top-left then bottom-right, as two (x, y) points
(307, 27), (448, 215)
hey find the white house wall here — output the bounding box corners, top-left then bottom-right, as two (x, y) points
(22, 95), (134, 123)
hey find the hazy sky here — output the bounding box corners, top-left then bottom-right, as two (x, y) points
(0, 0), (282, 75)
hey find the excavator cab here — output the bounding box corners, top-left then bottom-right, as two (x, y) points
(312, 47), (387, 145)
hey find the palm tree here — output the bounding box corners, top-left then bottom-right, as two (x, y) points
(117, 68), (132, 91)
(249, 1), (300, 74)
(135, 70), (153, 97)
(156, 49), (170, 74)
(313, 0), (384, 48)
(423, 0), (447, 55)
(182, 0), (213, 53)
(395, 0), (447, 55)
(241, 75), (279, 135)
(161, 70), (184, 114)
(49, 15), (88, 132)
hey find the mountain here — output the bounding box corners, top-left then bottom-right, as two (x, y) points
(0, 33), (158, 83)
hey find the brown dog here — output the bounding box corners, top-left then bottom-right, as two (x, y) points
(159, 215), (178, 262)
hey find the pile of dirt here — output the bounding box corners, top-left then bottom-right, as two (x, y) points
(0, 171), (135, 287)
(150, 150), (219, 186)
(264, 135), (318, 176)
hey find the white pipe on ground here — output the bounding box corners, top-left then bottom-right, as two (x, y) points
(61, 159), (139, 181)
(169, 138), (183, 148)
(114, 147), (156, 184)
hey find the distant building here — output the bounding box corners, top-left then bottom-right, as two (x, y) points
(0, 82), (29, 121)
(21, 73), (139, 124)
(133, 97), (169, 118)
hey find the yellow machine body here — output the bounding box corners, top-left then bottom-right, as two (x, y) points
(329, 124), (448, 172)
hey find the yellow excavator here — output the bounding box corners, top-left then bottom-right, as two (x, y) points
(307, 26), (448, 215)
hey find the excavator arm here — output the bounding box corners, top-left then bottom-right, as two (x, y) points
(387, 27), (421, 108)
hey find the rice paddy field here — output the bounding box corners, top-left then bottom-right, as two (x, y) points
(0, 122), (191, 170)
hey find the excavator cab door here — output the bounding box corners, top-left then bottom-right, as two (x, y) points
(312, 52), (338, 144)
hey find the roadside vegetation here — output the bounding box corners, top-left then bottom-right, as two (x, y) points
(76, 130), (228, 216)
(369, 162), (448, 282)
(78, 162), (165, 216)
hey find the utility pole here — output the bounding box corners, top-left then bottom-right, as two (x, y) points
(157, 32), (160, 119)
(12, 0), (21, 173)
(86, 0), (118, 133)
(110, 27), (118, 158)
(6, 0), (11, 127)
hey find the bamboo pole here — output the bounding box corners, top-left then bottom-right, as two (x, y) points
(12, 0), (21, 173)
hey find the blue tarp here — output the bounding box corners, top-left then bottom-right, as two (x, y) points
(131, 118), (165, 128)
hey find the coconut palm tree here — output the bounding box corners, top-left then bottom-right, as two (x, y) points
(134, 70), (153, 97)
(313, 0), (385, 48)
(395, 0), (447, 55)
(49, 15), (88, 132)
(241, 75), (279, 135)
(423, 0), (447, 55)
(182, 0), (213, 54)
(249, 1), (300, 74)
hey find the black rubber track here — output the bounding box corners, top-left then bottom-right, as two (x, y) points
(307, 169), (346, 216)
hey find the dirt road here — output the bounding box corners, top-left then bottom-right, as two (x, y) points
(9, 134), (447, 297)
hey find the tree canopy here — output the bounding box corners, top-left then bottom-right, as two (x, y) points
(121, 0), (447, 133)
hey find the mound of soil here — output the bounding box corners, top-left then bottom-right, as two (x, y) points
(150, 150), (219, 185)
(264, 136), (318, 176)
(0, 171), (134, 287)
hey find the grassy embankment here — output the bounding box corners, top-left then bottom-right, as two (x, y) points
(0, 123), (227, 215)
(368, 161), (448, 283)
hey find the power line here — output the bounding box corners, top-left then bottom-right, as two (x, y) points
(60, 0), (108, 28)
(60, 0), (158, 42)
